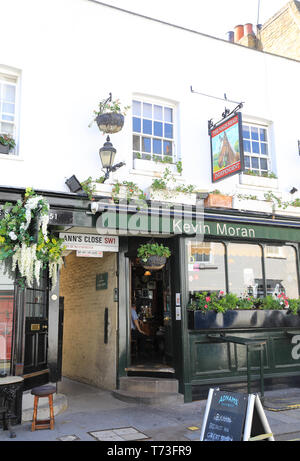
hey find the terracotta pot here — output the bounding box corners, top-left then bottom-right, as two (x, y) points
(204, 194), (232, 209)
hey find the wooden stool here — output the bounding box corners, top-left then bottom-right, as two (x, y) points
(31, 385), (56, 431)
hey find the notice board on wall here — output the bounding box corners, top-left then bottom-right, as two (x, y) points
(200, 388), (274, 442)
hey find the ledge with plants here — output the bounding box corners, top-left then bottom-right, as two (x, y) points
(204, 190), (233, 209)
(133, 153), (182, 175)
(187, 291), (300, 329)
(0, 188), (65, 289)
(145, 166), (200, 205)
(137, 242), (171, 270)
(239, 170), (278, 189)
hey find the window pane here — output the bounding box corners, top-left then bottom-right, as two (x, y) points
(259, 128), (267, 142)
(260, 158), (268, 171)
(243, 140), (251, 152)
(1, 122), (14, 135)
(187, 241), (226, 294)
(251, 157), (259, 169)
(2, 102), (14, 114)
(251, 126), (259, 140)
(132, 117), (141, 133)
(244, 155), (250, 168)
(228, 243), (263, 297)
(143, 119), (152, 135)
(252, 141), (259, 154)
(154, 105), (163, 120)
(154, 121), (163, 137)
(164, 123), (173, 139)
(142, 137), (151, 153)
(163, 140), (172, 155)
(133, 135), (140, 151)
(4, 84), (15, 103)
(0, 262), (14, 375)
(164, 107), (173, 122)
(132, 100), (141, 116)
(143, 102), (152, 118)
(1, 114), (14, 122)
(153, 138), (162, 154)
(260, 143), (268, 156)
(265, 246), (299, 298)
(243, 125), (250, 139)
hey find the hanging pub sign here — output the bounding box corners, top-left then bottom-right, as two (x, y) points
(209, 112), (244, 183)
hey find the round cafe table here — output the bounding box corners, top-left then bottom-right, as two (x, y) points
(0, 376), (24, 438)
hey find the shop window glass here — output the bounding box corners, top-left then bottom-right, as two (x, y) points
(227, 243), (263, 297)
(0, 262), (15, 375)
(187, 240), (226, 294)
(264, 245), (299, 298)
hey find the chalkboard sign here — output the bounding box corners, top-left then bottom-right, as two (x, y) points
(202, 389), (248, 441)
(200, 388), (274, 442)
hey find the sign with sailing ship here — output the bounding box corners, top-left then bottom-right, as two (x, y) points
(210, 112), (244, 182)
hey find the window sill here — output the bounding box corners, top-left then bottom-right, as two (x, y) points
(239, 173), (278, 189)
(132, 158), (179, 175)
(0, 153), (23, 162)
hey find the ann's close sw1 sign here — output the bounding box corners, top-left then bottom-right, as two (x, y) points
(59, 233), (119, 252)
(210, 112), (244, 182)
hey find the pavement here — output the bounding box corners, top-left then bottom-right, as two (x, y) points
(2, 377), (300, 444)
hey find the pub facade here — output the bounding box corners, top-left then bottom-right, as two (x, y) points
(0, 0), (300, 412)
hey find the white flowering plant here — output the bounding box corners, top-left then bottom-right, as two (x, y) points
(0, 187), (65, 289)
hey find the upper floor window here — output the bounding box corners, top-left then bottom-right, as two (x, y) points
(132, 98), (175, 162)
(242, 123), (270, 175)
(0, 72), (18, 155)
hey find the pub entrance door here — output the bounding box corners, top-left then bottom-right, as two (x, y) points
(23, 273), (49, 375)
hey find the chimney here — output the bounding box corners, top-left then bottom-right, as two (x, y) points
(226, 31), (234, 42)
(234, 24), (244, 42)
(244, 23), (254, 36)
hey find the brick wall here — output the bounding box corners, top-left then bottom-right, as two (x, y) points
(59, 251), (118, 390)
(258, 1), (300, 60)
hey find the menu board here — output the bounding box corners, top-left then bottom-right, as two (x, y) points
(202, 389), (248, 442)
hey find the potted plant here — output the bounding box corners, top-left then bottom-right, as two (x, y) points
(239, 170), (278, 189)
(137, 242), (171, 270)
(89, 94), (130, 134)
(187, 291), (300, 330)
(0, 134), (15, 154)
(204, 190), (233, 208)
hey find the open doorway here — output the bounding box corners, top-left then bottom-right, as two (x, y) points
(130, 257), (173, 370)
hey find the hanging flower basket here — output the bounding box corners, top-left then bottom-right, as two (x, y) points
(142, 255), (167, 270)
(137, 242), (171, 271)
(96, 112), (124, 134)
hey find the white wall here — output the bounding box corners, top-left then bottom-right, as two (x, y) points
(0, 0), (299, 201)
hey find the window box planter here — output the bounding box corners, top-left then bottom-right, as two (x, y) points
(96, 112), (124, 134)
(232, 197), (273, 213)
(187, 309), (300, 330)
(92, 182), (114, 197)
(239, 174), (278, 189)
(0, 144), (10, 154)
(146, 187), (197, 205)
(274, 205), (300, 218)
(133, 158), (178, 174)
(204, 193), (232, 209)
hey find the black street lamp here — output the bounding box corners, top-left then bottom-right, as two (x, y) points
(99, 135), (125, 182)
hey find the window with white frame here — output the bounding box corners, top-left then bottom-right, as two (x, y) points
(132, 98), (175, 162)
(0, 72), (18, 155)
(242, 123), (270, 175)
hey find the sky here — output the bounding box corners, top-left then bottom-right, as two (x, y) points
(100, 0), (290, 39)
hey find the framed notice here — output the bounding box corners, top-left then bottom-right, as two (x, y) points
(96, 272), (108, 291)
(210, 112), (244, 183)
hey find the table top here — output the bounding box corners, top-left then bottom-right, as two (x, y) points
(0, 376), (24, 386)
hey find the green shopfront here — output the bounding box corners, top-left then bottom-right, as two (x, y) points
(1, 186), (300, 405)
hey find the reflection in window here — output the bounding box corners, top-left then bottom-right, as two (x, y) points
(228, 243), (263, 297)
(0, 262), (15, 375)
(265, 245), (299, 298)
(187, 240), (226, 294)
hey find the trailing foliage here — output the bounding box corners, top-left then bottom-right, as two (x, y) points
(137, 242), (171, 263)
(0, 188), (65, 289)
